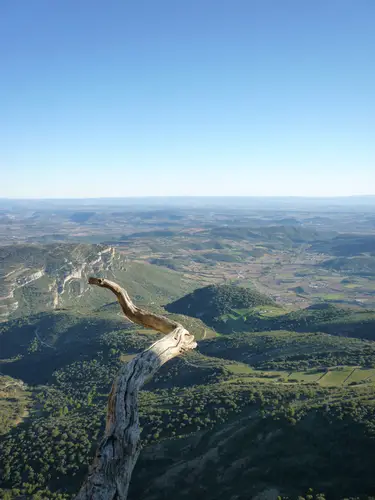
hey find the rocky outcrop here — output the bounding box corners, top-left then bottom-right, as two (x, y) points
(0, 244), (118, 320)
(15, 269), (45, 287)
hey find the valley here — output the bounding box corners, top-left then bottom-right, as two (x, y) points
(0, 197), (375, 499)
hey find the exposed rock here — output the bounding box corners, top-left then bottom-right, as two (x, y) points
(0, 244), (117, 320)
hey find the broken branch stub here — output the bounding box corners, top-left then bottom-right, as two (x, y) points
(74, 278), (196, 500)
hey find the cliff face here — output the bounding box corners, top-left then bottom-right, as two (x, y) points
(0, 244), (121, 321)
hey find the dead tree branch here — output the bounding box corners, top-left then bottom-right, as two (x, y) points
(74, 278), (196, 500)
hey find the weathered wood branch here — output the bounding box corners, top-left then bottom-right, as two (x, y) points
(74, 278), (196, 500)
(88, 277), (181, 333)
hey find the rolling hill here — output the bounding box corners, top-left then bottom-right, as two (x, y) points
(167, 285), (375, 340)
(321, 256), (375, 277)
(165, 284), (275, 324)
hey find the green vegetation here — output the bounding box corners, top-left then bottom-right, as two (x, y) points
(200, 329), (375, 371)
(3, 312), (375, 498)
(131, 387), (375, 500)
(201, 252), (241, 263)
(318, 367), (352, 386)
(321, 256), (375, 276)
(166, 284), (275, 324)
(0, 245), (201, 322)
(224, 363), (375, 387)
(149, 257), (185, 271)
(2, 208), (375, 499)
(69, 212), (96, 224)
(168, 287), (375, 340)
(0, 376), (31, 435)
(209, 225), (336, 245)
(312, 234), (375, 257)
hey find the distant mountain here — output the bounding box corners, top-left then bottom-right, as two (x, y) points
(209, 225), (336, 247)
(1, 195), (375, 210)
(311, 234), (375, 256)
(165, 284), (275, 325)
(321, 256), (375, 276)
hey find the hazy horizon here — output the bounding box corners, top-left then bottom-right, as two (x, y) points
(2, 1), (374, 198)
(2, 194), (375, 200)
(2, 194), (375, 212)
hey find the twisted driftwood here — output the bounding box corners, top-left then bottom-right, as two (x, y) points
(74, 278), (197, 500)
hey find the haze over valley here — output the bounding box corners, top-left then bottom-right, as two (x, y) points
(1, 197), (375, 499)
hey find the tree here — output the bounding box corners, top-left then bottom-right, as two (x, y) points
(74, 277), (196, 500)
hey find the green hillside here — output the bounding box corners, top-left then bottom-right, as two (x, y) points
(130, 388), (375, 500)
(166, 284), (275, 323)
(321, 256), (375, 276)
(311, 234), (375, 257)
(167, 286), (375, 340)
(209, 225), (336, 247)
(0, 375), (31, 435)
(3, 317), (375, 499)
(199, 329), (375, 370)
(0, 244), (200, 321)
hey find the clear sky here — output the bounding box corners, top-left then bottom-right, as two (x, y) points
(1, 0), (374, 198)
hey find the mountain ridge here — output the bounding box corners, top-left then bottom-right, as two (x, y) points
(0, 243), (118, 321)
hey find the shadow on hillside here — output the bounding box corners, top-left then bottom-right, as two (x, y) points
(129, 409), (375, 500)
(210, 310), (375, 342)
(0, 339), (104, 385)
(0, 312), (133, 384)
(0, 312), (126, 359)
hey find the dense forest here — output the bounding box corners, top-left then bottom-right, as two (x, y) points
(2, 308), (375, 498)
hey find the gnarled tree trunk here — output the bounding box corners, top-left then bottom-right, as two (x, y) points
(74, 278), (196, 500)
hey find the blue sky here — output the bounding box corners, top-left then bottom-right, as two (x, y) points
(1, 0), (374, 198)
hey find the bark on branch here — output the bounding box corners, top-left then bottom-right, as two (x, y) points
(74, 278), (196, 500)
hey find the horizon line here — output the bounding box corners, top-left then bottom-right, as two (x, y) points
(1, 194), (375, 201)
